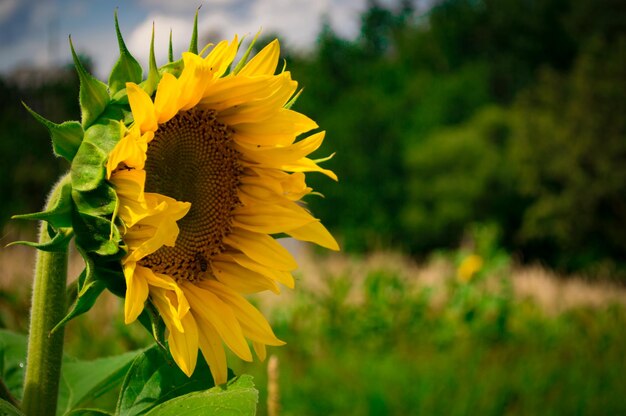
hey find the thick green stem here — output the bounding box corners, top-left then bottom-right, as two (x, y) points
(21, 179), (69, 416)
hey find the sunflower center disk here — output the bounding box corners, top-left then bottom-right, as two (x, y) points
(139, 108), (242, 282)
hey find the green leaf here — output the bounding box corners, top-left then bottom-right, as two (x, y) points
(0, 398), (25, 416)
(0, 331), (137, 415)
(12, 174), (73, 229)
(144, 376), (258, 416)
(65, 409), (112, 416)
(22, 103), (84, 161)
(116, 345), (227, 416)
(57, 350), (139, 416)
(0, 330), (27, 402)
(69, 36), (110, 128)
(108, 10), (143, 96)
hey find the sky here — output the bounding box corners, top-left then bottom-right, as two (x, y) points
(0, 0), (375, 79)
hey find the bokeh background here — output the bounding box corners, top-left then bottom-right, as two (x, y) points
(1, 0), (626, 414)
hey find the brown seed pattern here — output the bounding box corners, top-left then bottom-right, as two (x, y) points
(139, 108), (242, 282)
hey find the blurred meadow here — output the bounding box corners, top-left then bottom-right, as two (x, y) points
(2, 0), (626, 414)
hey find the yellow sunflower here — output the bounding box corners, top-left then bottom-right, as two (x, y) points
(105, 36), (338, 384)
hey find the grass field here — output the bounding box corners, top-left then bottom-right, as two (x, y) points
(1, 228), (625, 415)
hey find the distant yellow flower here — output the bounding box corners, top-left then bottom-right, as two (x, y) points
(457, 254), (483, 283)
(106, 37), (338, 384)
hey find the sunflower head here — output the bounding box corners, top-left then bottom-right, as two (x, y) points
(16, 11), (338, 384)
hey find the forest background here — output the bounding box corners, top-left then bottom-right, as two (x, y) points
(2, 0), (625, 276)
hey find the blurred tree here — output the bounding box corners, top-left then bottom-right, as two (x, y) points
(402, 107), (521, 253)
(511, 36), (626, 271)
(0, 63), (80, 230)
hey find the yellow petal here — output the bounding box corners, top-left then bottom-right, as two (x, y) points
(154, 72), (181, 124)
(280, 157), (338, 181)
(224, 228), (297, 271)
(286, 221), (340, 251)
(182, 283), (253, 361)
(106, 126), (150, 177)
(217, 74), (297, 125)
(123, 261), (149, 324)
(142, 268), (190, 321)
(236, 131), (326, 166)
(200, 73), (287, 113)
(238, 39), (280, 77)
(168, 312), (199, 377)
(150, 285), (185, 333)
(125, 195), (191, 262)
(200, 279), (285, 346)
(126, 83), (158, 133)
(233, 202), (318, 234)
(211, 259), (280, 294)
(253, 342), (267, 361)
(177, 52), (215, 111)
(280, 172), (312, 201)
(197, 319), (228, 385)
(110, 169), (148, 228)
(227, 252), (295, 288)
(204, 35), (239, 77)
(233, 108), (317, 147)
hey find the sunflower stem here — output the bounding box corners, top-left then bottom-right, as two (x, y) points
(21, 176), (70, 416)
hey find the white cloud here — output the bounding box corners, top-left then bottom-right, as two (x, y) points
(0, 0), (370, 78)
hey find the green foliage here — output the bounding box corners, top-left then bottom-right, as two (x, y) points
(0, 71), (76, 228)
(279, 0), (626, 272)
(232, 255), (626, 415)
(510, 36), (626, 270)
(57, 351), (138, 415)
(116, 345), (222, 416)
(0, 332), (256, 415)
(0, 399), (24, 416)
(402, 107), (517, 252)
(144, 376), (257, 416)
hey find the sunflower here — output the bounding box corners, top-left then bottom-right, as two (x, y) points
(104, 36), (338, 384)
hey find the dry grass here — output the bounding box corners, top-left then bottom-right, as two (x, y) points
(2, 230), (625, 338)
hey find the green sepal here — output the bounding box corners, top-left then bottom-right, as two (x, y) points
(168, 30), (174, 63)
(52, 246), (125, 333)
(22, 104), (83, 161)
(71, 119), (122, 192)
(108, 10), (143, 97)
(7, 226), (73, 253)
(188, 8), (199, 54)
(159, 59), (184, 78)
(11, 174), (73, 229)
(144, 23), (161, 96)
(233, 31), (260, 75)
(52, 267), (106, 334)
(69, 36), (111, 128)
(284, 88), (304, 110)
(71, 183), (122, 256)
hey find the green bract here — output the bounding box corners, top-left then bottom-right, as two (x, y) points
(12, 11), (202, 332)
